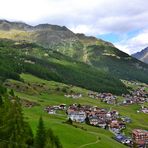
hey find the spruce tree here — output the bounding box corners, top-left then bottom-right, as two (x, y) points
(6, 97), (29, 148)
(0, 93), (33, 148)
(45, 128), (54, 148)
(34, 116), (46, 148)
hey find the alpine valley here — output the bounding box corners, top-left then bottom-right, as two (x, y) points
(0, 20), (148, 148)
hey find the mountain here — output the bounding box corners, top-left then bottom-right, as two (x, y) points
(132, 47), (148, 64)
(0, 20), (148, 84)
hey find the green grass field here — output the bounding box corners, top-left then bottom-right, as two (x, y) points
(5, 73), (148, 148)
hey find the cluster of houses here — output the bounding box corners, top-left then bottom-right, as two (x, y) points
(67, 104), (129, 131)
(44, 103), (148, 147)
(64, 93), (82, 99)
(44, 104), (67, 114)
(88, 86), (148, 106)
(66, 104), (148, 147)
(137, 106), (148, 114)
(122, 87), (148, 105)
(88, 92), (117, 104)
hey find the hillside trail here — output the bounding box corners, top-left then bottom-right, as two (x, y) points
(78, 132), (100, 148)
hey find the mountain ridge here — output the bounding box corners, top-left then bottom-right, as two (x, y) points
(132, 47), (148, 64)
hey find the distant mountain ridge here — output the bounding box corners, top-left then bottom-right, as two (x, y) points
(0, 19), (148, 84)
(0, 20), (113, 54)
(132, 47), (148, 64)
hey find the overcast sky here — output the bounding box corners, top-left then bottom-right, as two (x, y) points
(0, 0), (148, 54)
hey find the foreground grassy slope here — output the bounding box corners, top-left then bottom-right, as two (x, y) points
(4, 74), (148, 148)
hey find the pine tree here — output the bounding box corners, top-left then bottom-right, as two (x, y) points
(45, 128), (54, 148)
(24, 122), (34, 147)
(0, 92), (33, 148)
(34, 116), (46, 148)
(5, 97), (30, 148)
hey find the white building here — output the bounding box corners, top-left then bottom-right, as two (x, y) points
(68, 111), (86, 122)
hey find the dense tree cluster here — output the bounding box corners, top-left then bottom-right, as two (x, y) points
(0, 86), (62, 148)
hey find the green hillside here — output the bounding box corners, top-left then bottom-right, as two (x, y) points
(0, 39), (127, 94)
(83, 45), (148, 83)
(3, 74), (148, 148)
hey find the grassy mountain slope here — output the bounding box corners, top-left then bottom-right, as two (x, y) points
(4, 74), (148, 148)
(0, 39), (127, 94)
(83, 45), (148, 83)
(0, 20), (148, 84)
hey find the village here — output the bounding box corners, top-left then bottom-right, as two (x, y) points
(44, 103), (148, 147)
(88, 87), (148, 106)
(44, 83), (148, 147)
(21, 80), (148, 148)
(64, 83), (148, 107)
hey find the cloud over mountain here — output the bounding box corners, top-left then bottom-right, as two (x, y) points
(0, 0), (148, 53)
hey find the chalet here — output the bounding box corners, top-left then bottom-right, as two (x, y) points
(97, 119), (107, 128)
(89, 116), (99, 125)
(59, 104), (67, 110)
(109, 110), (119, 119)
(96, 109), (107, 118)
(119, 122), (126, 130)
(52, 105), (60, 110)
(121, 116), (132, 123)
(141, 108), (148, 114)
(64, 93), (82, 99)
(44, 106), (56, 114)
(88, 91), (99, 99)
(141, 106), (148, 114)
(110, 120), (120, 129)
(123, 99), (133, 105)
(68, 111), (86, 123)
(48, 109), (56, 114)
(132, 129), (148, 146)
